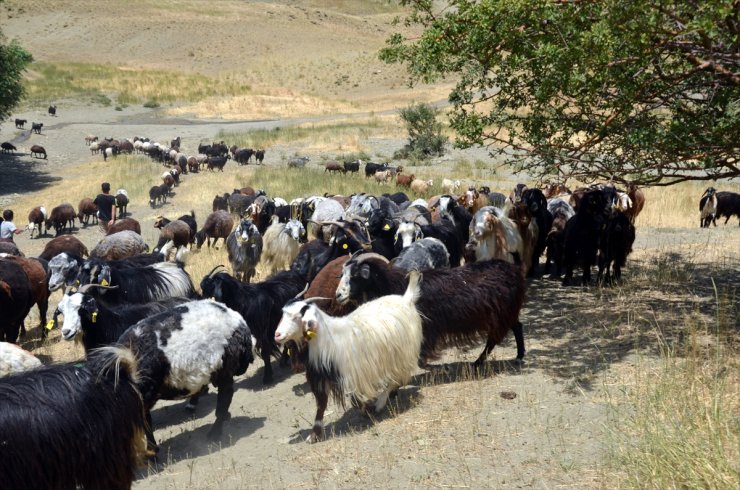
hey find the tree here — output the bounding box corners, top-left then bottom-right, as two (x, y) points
(396, 102), (448, 159)
(0, 31), (32, 124)
(380, 0), (740, 186)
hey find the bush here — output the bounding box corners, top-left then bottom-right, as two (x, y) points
(143, 99), (160, 108)
(397, 102), (447, 160)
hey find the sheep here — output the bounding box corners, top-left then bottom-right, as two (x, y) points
(90, 230), (149, 261)
(261, 217), (305, 276)
(410, 178), (433, 195)
(699, 187), (718, 227)
(55, 283), (189, 352)
(439, 179), (460, 195)
(226, 218), (263, 283)
(153, 218), (192, 258)
(288, 156), (310, 168)
(45, 203), (76, 236)
(26, 206), (47, 238)
(393, 237), (450, 271)
(113, 300), (253, 452)
(0, 348), (148, 490)
(597, 211), (636, 283)
(200, 267), (307, 384)
(115, 189), (129, 218)
(544, 197), (575, 277)
(106, 218), (141, 235)
(187, 156), (199, 173)
(0, 241), (23, 257)
(84, 134), (98, 145)
(309, 199), (346, 241)
(0, 254), (49, 338)
(562, 188), (610, 286)
(324, 160), (345, 174)
(465, 206), (523, 266)
(0, 342), (41, 377)
(77, 198), (99, 227)
(161, 172), (175, 190)
(89, 141), (100, 155)
(148, 184), (169, 207)
(336, 253), (526, 368)
(213, 193), (229, 212)
(195, 210), (234, 249)
(0, 259), (34, 343)
(275, 271), (423, 443)
(207, 156), (229, 171)
(1, 142), (17, 153)
(76, 259), (195, 306)
(714, 191), (740, 225)
(38, 235), (89, 261)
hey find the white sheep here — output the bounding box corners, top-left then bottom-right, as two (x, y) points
(0, 342), (42, 377)
(410, 179), (433, 195)
(441, 178), (461, 195)
(275, 271), (423, 443)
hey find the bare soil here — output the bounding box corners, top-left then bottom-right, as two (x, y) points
(1, 2), (738, 489)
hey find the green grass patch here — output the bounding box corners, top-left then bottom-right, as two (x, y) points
(216, 119), (386, 150)
(24, 61), (252, 105)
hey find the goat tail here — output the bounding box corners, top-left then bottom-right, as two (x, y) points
(88, 345), (140, 388)
(403, 270), (423, 305)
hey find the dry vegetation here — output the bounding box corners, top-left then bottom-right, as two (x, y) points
(1, 0), (738, 487)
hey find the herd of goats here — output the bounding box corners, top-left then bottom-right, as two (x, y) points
(1, 128), (740, 488)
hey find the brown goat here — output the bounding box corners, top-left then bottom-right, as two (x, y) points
(506, 203), (537, 274)
(106, 218), (141, 236)
(396, 173), (415, 187)
(45, 204), (76, 236)
(195, 210), (234, 249)
(459, 187), (489, 214)
(0, 255), (49, 338)
(77, 198), (99, 226)
(153, 219), (192, 256)
(324, 161), (346, 174)
(27, 206), (46, 238)
(38, 236), (89, 261)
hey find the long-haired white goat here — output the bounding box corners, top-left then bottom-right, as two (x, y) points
(275, 271), (423, 443)
(465, 206), (523, 265)
(261, 217), (305, 276)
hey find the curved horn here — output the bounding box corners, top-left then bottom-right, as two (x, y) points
(207, 265), (226, 278)
(294, 283), (309, 300)
(350, 252), (391, 266)
(304, 296), (333, 304)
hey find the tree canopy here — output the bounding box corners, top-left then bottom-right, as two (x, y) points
(380, 0), (740, 186)
(0, 30), (32, 124)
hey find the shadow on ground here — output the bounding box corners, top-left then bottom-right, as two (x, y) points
(0, 153), (61, 197)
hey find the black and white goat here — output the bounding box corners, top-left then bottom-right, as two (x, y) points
(200, 267), (306, 384)
(0, 348), (147, 490)
(116, 300), (254, 452)
(55, 283), (190, 352)
(393, 237), (450, 271)
(226, 218), (262, 283)
(48, 252), (163, 292)
(699, 187), (718, 228)
(275, 271), (423, 443)
(394, 219), (461, 266)
(336, 253), (526, 367)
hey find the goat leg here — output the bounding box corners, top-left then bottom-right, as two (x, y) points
(307, 390), (328, 444)
(512, 321), (525, 363)
(207, 378), (234, 441)
(472, 338), (496, 371)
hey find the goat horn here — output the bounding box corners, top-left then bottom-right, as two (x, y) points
(294, 283), (309, 300)
(207, 265), (226, 278)
(350, 252), (390, 266)
(304, 296), (332, 304)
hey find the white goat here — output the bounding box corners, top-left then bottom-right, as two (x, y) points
(467, 206), (523, 264)
(441, 178), (461, 195)
(275, 271), (423, 443)
(261, 217), (305, 276)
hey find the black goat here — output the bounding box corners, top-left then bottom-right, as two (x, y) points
(0, 348), (147, 490)
(200, 267), (306, 384)
(597, 211), (636, 283)
(0, 260), (34, 343)
(562, 189), (609, 286)
(521, 188), (553, 275)
(715, 191), (740, 226)
(336, 253), (526, 367)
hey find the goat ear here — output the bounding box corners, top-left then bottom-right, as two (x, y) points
(360, 264), (371, 280)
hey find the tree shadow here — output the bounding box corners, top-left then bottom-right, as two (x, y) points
(0, 153), (61, 196)
(517, 253), (739, 391)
